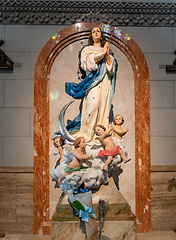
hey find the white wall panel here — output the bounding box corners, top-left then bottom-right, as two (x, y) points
(150, 81), (174, 108)
(4, 137), (33, 166)
(151, 137), (175, 165)
(151, 109), (176, 136)
(5, 25), (57, 52)
(121, 27), (172, 53)
(0, 52), (30, 80)
(145, 54), (175, 81)
(5, 80), (34, 107)
(0, 108), (30, 136)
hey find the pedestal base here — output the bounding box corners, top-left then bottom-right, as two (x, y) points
(51, 221), (136, 240)
(51, 179), (137, 240)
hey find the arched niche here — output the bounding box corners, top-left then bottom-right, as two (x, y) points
(34, 22), (151, 234)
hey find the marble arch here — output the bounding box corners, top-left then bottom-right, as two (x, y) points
(34, 22), (151, 234)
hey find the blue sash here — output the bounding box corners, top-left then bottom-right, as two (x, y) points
(54, 57), (118, 137)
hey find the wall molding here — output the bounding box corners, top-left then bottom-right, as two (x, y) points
(0, 165), (175, 173)
(0, 166), (33, 173)
(0, 1), (176, 26)
(151, 165), (176, 172)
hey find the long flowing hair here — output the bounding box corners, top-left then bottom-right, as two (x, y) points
(78, 27), (107, 79)
(88, 27), (106, 47)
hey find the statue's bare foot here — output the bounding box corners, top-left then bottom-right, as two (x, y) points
(103, 164), (108, 171)
(123, 158), (131, 163)
(60, 158), (64, 162)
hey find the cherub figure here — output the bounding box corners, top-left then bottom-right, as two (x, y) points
(113, 114), (129, 140)
(58, 137), (92, 183)
(53, 136), (64, 162)
(94, 124), (131, 171)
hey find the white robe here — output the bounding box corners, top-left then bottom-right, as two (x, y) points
(74, 46), (116, 141)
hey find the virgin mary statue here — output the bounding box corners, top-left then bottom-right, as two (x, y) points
(63, 26), (118, 142)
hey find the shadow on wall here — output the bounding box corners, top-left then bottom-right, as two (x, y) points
(113, 167), (123, 190)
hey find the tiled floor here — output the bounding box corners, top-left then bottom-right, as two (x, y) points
(1, 231), (176, 240)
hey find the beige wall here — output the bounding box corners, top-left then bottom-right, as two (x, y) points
(0, 24), (176, 166)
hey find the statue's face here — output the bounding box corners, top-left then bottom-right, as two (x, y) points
(53, 137), (63, 148)
(95, 126), (104, 136)
(113, 115), (123, 125)
(79, 138), (86, 148)
(91, 27), (102, 43)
